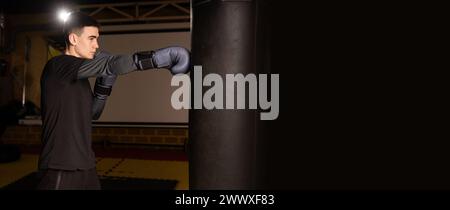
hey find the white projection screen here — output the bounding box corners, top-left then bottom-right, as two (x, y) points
(90, 32), (190, 123)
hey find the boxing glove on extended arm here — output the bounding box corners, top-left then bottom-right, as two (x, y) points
(92, 74), (117, 120)
(78, 46), (190, 79)
(133, 46), (190, 75)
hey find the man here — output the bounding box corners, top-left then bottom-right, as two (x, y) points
(37, 12), (190, 190)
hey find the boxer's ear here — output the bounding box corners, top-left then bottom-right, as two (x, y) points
(68, 33), (78, 46)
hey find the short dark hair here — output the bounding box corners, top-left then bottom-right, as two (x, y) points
(63, 12), (100, 46)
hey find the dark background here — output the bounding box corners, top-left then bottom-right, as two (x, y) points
(264, 2), (444, 190)
(1, 0), (444, 190)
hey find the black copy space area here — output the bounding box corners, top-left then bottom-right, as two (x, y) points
(260, 2), (446, 190)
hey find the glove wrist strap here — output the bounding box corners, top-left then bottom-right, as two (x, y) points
(133, 51), (156, 70)
(94, 85), (112, 97)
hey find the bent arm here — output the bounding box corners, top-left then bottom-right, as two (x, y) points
(91, 74), (117, 120)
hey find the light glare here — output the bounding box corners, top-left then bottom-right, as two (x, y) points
(58, 9), (70, 22)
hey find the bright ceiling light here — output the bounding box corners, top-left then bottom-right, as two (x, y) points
(58, 9), (71, 22)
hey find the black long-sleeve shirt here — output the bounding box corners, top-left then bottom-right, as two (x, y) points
(39, 52), (137, 170)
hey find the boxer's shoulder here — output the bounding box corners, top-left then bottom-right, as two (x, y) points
(43, 55), (86, 79)
(47, 54), (84, 65)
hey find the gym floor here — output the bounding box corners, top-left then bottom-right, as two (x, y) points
(0, 146), (189, 190)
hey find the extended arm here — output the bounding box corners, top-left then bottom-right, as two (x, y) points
(78, 52), (136, 79)
(77, 46), (191, 79)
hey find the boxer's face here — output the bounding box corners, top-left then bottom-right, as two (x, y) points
(69, 26), (99, 59)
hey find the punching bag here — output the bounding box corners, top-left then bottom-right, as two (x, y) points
(190, 0), (270, 189)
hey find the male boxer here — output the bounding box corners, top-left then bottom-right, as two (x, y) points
(37, 12), (190, 190)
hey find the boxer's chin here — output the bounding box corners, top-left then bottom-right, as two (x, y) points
(84, 54), (95, 59)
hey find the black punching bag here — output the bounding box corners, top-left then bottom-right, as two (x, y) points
(190, 0), (269, 189)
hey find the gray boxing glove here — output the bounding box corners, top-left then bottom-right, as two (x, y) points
(133, 46), (190, 75)
(92, 74), (117, 120)
(94, 75), (117, 100)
